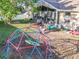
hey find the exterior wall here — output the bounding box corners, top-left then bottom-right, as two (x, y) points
(59, 12), (65, 23)
(59, 12), (79, 23)
(71, 12), (79, 18)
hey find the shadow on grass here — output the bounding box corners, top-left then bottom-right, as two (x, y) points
(11, 19), (33, 24)
(0, 23), (17, 47)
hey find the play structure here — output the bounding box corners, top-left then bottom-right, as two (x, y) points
(4, 28), (53, 59)
(70, 30), (79, 35)
(47, 25), (60, 31)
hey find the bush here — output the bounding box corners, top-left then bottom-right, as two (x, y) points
(11, 18), (33, 24)
(0, 21), (4, 24)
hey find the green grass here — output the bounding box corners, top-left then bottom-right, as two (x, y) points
(0, 21), (33, 58)
(0, 23), (17, 47)
(0, 22), (29, 47)
(0, 22), (28, 58)
(10, 24), (28, 28)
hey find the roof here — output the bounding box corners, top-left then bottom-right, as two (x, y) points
(37, 0), (79, 12)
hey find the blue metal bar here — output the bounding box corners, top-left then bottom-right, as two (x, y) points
(9, 29), (21, 40)
(10, 34), (21, 42)
(4, 44), (10, 59)
(36, 47), (43, 59)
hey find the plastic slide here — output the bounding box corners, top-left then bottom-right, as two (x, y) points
(48, 25), (58, 30)
(25, 35), (40, 46)
(70, 30), (79, 35)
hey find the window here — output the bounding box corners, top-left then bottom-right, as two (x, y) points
(65, 12), (71, 16)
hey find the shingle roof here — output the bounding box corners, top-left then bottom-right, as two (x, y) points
(37, 0), (79, 11)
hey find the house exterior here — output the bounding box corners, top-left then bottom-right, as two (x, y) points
(12, 11), (33, 20)
(0, 16), (3, 21)
(37, 0), (79, 24)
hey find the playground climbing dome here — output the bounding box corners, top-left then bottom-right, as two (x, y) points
(4, 28), (54, 59)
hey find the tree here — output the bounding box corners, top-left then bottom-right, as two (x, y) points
(0, 0), (21, 24)
(0, 0), (39, 24)
(16, 0), (39, 20)
(28, 0), (39, 20)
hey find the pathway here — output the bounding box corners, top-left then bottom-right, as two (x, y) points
(46, 31), (79, 59)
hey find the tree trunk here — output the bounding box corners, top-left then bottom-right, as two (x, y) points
(32, 13), (35, 22)
(8, 17), (12, 24)
(3, 17), (8, 24)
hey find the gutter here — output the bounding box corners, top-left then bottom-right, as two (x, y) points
(37, 0), (60, 11)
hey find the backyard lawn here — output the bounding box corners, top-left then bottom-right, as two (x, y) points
(0, 23), (27, 47)
(0, 24), (16, 47)
(0, 21), (29, 59)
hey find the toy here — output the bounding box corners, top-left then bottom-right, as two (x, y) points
(4, 28), (53, 59)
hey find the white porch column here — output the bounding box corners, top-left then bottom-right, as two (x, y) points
(55, 11), (60, 24)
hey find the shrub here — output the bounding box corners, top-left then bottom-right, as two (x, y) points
(0, 21), (4, 24)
